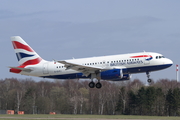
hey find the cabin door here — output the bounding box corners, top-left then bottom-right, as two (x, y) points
(144, 53), (150, 65)
(43, 63), (49, 74)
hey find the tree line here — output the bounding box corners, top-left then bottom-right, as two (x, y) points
(0, 78), (180, 116)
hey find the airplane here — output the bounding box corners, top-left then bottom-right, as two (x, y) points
(9, 36), (173, 88)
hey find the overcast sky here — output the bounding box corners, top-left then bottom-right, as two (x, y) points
(1, 0), (179, 83)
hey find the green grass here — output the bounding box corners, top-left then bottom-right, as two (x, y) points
(0, 114), (179, 120)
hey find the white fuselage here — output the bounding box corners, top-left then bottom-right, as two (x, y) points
(19, 52), (173, 80)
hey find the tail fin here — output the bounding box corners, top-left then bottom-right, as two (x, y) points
(11, 36), (43, 66)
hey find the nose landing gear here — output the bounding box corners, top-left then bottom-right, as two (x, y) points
(146, 71), (152, 83)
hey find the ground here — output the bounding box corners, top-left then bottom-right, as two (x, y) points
(0, 114), (179, 120)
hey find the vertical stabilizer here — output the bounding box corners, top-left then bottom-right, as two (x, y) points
(11, 36), (43, 66)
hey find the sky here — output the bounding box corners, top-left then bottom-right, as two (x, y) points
(0, 0), (180, 83)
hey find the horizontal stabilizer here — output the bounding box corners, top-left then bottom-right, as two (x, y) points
(9, 66), (32, 72)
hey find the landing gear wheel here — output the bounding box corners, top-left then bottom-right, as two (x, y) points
(146, 71), (152, 83)
(96, 82), (102, 89)
(147, 79), (152, 83)
(89, 81), (95, 88)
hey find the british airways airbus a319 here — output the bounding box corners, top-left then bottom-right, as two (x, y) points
(9, 36), (173, 88)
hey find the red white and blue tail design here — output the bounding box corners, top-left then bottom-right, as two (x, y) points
(10, 36), (44, 74)
(11, 36), (42, 66)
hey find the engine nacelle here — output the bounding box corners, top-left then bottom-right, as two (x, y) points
(100, 69), (131, 81)
(116, 74), (131, 81)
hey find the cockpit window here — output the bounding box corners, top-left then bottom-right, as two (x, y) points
(156, 56), (165, 59)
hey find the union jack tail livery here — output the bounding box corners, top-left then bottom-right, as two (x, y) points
(11, 36), (42, 65)
(10, 36), (46, 74)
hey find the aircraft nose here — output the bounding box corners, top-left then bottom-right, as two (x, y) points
(164, 58), (173, 66)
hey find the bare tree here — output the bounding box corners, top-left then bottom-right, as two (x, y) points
(78, 87), (89, 114)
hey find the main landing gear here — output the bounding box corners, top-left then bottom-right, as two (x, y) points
(89, 81), (102, 89)
(88, 73), (102, 89)
(146, 71), (152, 83)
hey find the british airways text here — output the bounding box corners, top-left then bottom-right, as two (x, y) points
(110, 60), (143, 66)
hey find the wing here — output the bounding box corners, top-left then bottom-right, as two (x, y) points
(57, 60), (109, 77)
